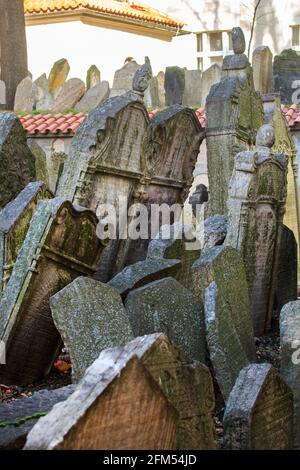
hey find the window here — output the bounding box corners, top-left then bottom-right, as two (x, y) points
(292, 26), (300, 46)
(209, 32), (223, 51)
(197, 34), (203, 53)
(197, 57), (203, 71)
(196, 30), (233, 72)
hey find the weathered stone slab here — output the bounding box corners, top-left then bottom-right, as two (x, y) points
(0, 181), (52, 292)
(223, 363), (293, 449)
(280, 301), (300, 449)
(0, 112), (36, 209)
(125, 277), (205, 362)
(275, 225), (298, 313)
(200, 64), (221, 107)
(75, 81), (110, 112)
(48, 59), (70, 97)
(182, 69), (202, 107)
(108, 258), (181, 299)
(226, 125), (288, 335)
(165, 66), (185, 106)
(192, 246), (256, 399)
(252, 46), (273, 94)
(50, 277), (133, 382)
(0, 385), (75, 450)
(33, 73), (54, 111)
(86, 65), (101, 90)
(25, 350), (177, 450)
(109, 60), (140, 98)
(203, 215), (227, 251)
(144, 76), (160, 109)
(52, 78), (85, 112)
(27, 139), (50, 185)
(157, 71), (166, 106)
(274, 49), (300, 105)
(14, 76), (34, 112)
(0, 198), (105, 385)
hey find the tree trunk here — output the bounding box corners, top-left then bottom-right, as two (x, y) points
(0, 0), (28, 110)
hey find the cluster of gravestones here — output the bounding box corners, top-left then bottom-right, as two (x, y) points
(0, 28), (299, 450)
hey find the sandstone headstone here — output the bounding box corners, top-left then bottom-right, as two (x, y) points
(274, 49), (300, 104)
(252, 46), (273, 94)
(182, 69), (202, 107)
(52, 78), (85, 112)
(27, 139), (50, 185)
(0, 385), (75, 450)
(48, 59), (70, 97)
(86, 65), (101, 90)
(25, 351), (177, 450)
(192, 245), (256, 399)
(144, 76), (160, 109)
(157, 71), (166, 106)
(0, 198), (105, 385)
(125, 277), (205, 362)
(75, 81), (110, 112)
(109, 60), (140, 98)
(14, 77), (34, 112)
(201, 64), (221, 107)
(0, 112), (36, 209)
(50, 277), (133, 382)
(0, 181), (52, 292)
(226, 125), (288, 335)
(275, 225), (298, 313)
(165, 66), (185, 106)
(280, 301), (300, 449)
(223, 363), (293, 449)
(33, 73), (54, 111)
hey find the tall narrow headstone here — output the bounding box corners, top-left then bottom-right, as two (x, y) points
(109, 60), (140, 98)
(201, 64), (221, 107)
(252, 46), (273, 94)
(165, 66), (185, 105)
(48, 58), (70, 97)
(182, 70), (202, 107)
(14, 77), (34, 112)
(86, 65), (101, 90)
(275, 225), (298, 313)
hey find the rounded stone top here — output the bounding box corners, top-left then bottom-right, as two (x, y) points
(232, 27), (246, 54)
(256, 124), (275, 147)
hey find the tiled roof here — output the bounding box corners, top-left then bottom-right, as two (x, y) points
(24, 0), (185, 29)
(282, 105), (300, 128)
(19, 113), (87, 135)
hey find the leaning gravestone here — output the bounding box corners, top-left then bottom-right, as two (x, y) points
(192, 245), (256, 400)
(33, 74), (54, 111)
(52, 78), (85, 112)
(275, 225), (298, 313)
(75, 81), (110, 112)
(109, 60), (140, 98)
(182, 69), (202, 107)
(165, 66), (186, 105)
(144, 76), (160, 109)
(0, 181), (52, 292)
(274, 49), (300, 105)
(50, 277), (133, 382)
(25, 352), (177, 450)
(206, 27), (264, 215)
(280, 301), (300, 449)
(0, 385), (75, 450)
(226, 125), (288, 336)
(86, 65), (101, 90)
(14, 77), (34, 112)
(252, 45), (273, 94)
(27, 139), (50, 186)
(200, 64), (221, 107)
(0, 112), (36, 209)
(125, 277), (205, 363)
(48, 58), (70, 97)
(0, 198), (105, 385)
(223, 363), (293, 450)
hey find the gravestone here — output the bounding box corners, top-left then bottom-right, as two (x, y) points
(223, 363), (293, 450)
(274, 49), (300, 105)
(109, 60), (140, 98)
(75, 81), (110, 112)
(52, 78), (85, 112)
(201, 64), (221, 107)
(125, 277), (205, 363)
(275, 225), (297, 313)
(280, 301), (300, 449)
(14, 77), (34, 112)
(192, 246), (256, 400)
(0, 385), (75, 450)
(0, 198), (105, 385)
(33, 73), (54, 111)
(182, 69), (202, 107)
(50, 277), (133, 382)
(144, 76), (160, 109)
(0, 112), (36, 209)
(25, 352), (177, 450)
(27, 139), (50, 185)
(108, 258), (181, 299)
(206, 27), (264, 215)
(165, 66), (185, 105)
(226, 125), (288, 335)
(203, 215), (227, 251)
(86, 65), (101, 90)
(0, 181), (52, 293)
(48, 58), (70, 97)
(157, 71), (166, 106)
(252, 46), (273, 94)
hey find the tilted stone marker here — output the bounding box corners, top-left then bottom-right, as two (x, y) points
(52, 78), (85, 112)
(25, 350), (178, 450)
(75, 81), (110, 112)
(0, 385), (75, 450)
(50, 277), (133, 382)
(0, 181), (52, 292)
(0, 198), (105, 385)
(165, 66), (186, 106)
(27, 139), (50, 186)
(280, 301), (300, 449)
(125, 277), (205, 363)
(14, 77), (34, 112)
(144, 76), (160, 109)
(223, 363), (293, 450)
(275, 225), (297, 313)
(33, 73), (54, 111)
(252, 46), (273, 95)
(226, 125), (288, 335)
(182, 69), (202, 107)
(274, 49), (300, 105)
(109, 60), (140, 98)
(192, 245), (256, 400)
(200, 64), (221, 107)
(48, 58), (70, 97)
(0, 112), (36, 209)
(86, 65), (101, 90)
